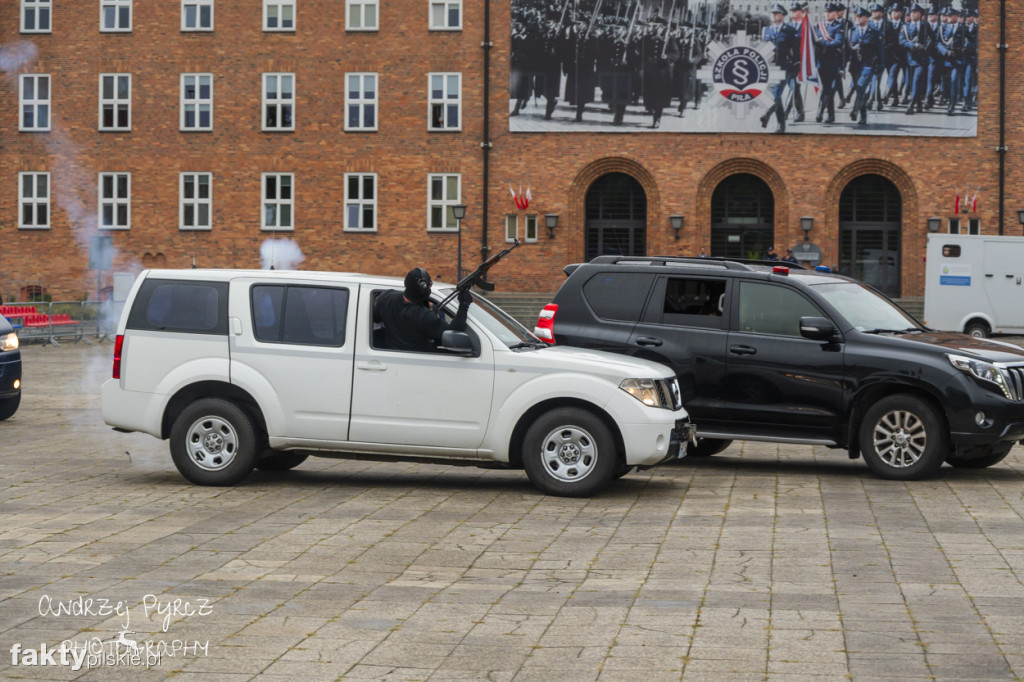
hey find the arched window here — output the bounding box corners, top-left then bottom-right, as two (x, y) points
(710, 173), (774, 260)
(585, 173), (646, 259)
(838, 175), (902, 297)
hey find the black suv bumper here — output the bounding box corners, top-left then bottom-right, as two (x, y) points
(946, 383), (1024, 451)
(0, 350), (20, 399)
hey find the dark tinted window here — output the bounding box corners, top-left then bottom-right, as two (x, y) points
(127, 279), (227, 334)
(252, 285), (349, 347)
(582, 272), (653, 322)
(942, 244), (962, 257)
(737, 282), (820, 337)
(663, 278), (727, 320)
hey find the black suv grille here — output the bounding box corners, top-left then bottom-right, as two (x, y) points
(1004, 366), (1024, 402)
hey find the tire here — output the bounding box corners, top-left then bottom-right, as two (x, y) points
(686, 437), (733, 458)
(169, 398), (257, 486)
(858, 395), (947, 480)
(256, 451), (309, 471)
(522, 407), (617, 497)
(964, 321), (990, 338)
(0, 394), (20, 421)
(945, 442), (1013, 469)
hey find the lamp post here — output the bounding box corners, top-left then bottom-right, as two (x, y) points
(452, 204), (467, 281)
(545, 213), (558, 239)
(800, 216), (814, 241)
(669, 215), (684, 240)
(927, 217), (942, 233)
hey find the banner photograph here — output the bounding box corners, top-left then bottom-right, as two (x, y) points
(509, 1), (979, 136)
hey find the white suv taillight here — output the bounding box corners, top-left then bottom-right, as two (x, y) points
(112, 334), (124, 379)
(534, 304), (558, 344)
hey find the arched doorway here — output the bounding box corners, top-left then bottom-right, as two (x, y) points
(585, 173), (646, 259)
(838, 174), (902, 297)
(711, 174), (774, 259)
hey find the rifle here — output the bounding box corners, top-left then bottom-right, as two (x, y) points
(585, 0), (604, 40)
(436, 240), (521, 310)
(660, 0), (676, 58)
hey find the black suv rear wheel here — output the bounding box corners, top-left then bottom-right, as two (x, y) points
(859, 395), (947, 480)
(522, 408), (616, 497)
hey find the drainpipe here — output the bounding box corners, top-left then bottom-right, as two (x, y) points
(480, 0), (493, 262)
(998, 0), (1007, 235)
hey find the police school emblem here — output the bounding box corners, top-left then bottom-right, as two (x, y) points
(697, 31), (782, 117)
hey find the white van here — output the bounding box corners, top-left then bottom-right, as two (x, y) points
(101, 269), (694, 497)
(923, 234), (1024, 337)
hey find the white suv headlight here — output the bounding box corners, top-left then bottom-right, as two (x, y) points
(947, 354), (1014, 399)
(620, 377), (680, 409)
(1, 332), (18, 352)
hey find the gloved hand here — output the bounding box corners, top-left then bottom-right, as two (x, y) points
(458, 288), (473, 305)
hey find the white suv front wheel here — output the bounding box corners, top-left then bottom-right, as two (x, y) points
(522, 407), (617, 497)
(170, 398), (257, 486)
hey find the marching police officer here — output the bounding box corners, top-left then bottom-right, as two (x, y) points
(924, 5), (941, 109)
(761, 3), (801, 133)
(899, 3), (929, 114)
(963, 9), (978, 110)
(884, 4), (906, 107)
(814, 2), (846, 124)
(868, 3), (887, 110)
(849, 6), (883, 125)
(936, 6), (966, 115)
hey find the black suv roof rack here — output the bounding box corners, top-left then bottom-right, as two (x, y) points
(586, 255), (808, 270)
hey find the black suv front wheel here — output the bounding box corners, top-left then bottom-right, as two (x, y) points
(859, 395), (947, 480)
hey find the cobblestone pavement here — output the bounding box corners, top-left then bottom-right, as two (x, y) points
(2, 342), (1024, 681)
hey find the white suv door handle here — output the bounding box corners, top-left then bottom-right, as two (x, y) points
(356, 361), (387, 372)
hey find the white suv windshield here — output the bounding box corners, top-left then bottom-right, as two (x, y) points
(811, 281), (921, 332)
(439, 290), (538, 347)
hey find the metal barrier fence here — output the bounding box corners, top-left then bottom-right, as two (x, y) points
(2, 300), (124, 345)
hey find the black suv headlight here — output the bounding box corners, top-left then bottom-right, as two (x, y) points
(947, 354), (1017, 400)
(619, 377), (682, 410)
(1, 332), (17, 352)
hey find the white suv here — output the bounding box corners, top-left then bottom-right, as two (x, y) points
(102, 269), (693, 497)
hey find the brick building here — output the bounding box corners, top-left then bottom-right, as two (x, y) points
(1, 0), (1021, 305)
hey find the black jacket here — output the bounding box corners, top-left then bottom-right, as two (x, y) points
(373, 290), (468, 352)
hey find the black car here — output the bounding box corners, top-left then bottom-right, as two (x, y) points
(535, 256), (1024, 480)
(0, 314), (21, 420)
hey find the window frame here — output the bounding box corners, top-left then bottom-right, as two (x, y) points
(344, 72), (378, 132)
(346, 0), (378, 31)
(947, 218), (961, 235)
(262, 172), (295, 231)
(98, 73), (131, 131)
(251, 284), (350, 347)
(735, 281), (824, 338)
(968, 218), (980, 235)
(427, 72), (462, 131)
(429, 0), (462, 31)
(98, 172), (131, 231)
(427, 173), (461, 232)
(181, 0), (214, 31)
(262, 72), (295, 132)
(263, 0), (296, 31)
(180, 172), (213, 231)
(18, 172), (50, 230)
(180, 73), (213, 131)
(100, 0), (132, 32)
(504, 214), (538, 243)
(21, 0), (52, 33)
(344, 173), (377, 232)
(19, 74), (51, 132)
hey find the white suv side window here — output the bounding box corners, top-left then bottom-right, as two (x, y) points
(252, 285), (349, 347)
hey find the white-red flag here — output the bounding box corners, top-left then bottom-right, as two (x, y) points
(798, 14), (819, 92)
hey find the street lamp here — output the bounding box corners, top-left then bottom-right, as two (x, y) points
(545, 213), (559, 239)
(800, 216), (814, 241)
(452, 204), (467, 281)
(669, 215), (684, 240)
(927, 217), (942, 233)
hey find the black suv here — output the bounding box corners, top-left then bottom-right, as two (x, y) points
(535, 256), (1024, 480)
(0, 314), (21, 420)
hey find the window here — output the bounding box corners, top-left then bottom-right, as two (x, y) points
(98, 173), (131, 230)
(181, 74), (212, 130)
(99, 74), (131, 131)
(504, 214), (539, 243)
(182, 0), (213, 30)
(345, 73), (377, 131)
(662, 278), (728, 324)
(941, 245), (962, 258)
(21, 0), (51, 33)
(18, 172), (49, 229)
(344, 173), (376, 231)
(428, 73), (461, 130)
(262, 173), (294, 230)
(430, 0), (461, 30)
(252, 285), (349, 346)
(19, 74), (50, 132)
(968, 218), (980, 235)
(427, 174), (460, 231)
(101, 0), (131, 31)
(948, 218), (960, 234)
(738, 282), (821, 337)
(582, 272), (654, 322)
(264, 0), (294, 30)
(180, 173), (212, 230)
(127, 280), (228, 335)
(263, 73), (294, 130)
(347, 0), (377, 30)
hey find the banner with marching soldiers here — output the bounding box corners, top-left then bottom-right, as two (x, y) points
(509, 0), (978, 136)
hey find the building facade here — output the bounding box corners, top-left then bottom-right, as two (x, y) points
(1, 0), (1021, 303)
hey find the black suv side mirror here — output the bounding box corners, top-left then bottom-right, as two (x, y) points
(439, 330), (475, 356)
(800, 316), (839, 343)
